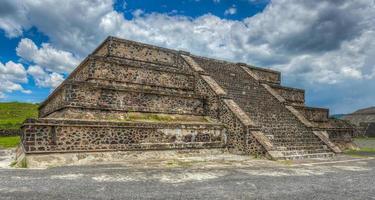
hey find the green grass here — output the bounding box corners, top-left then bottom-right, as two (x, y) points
(344, 147), (375, 158)
(0, 136), (20, 148)
(355, 137), (375, 140)
(0, 102), (38, 130)
(346, 148), (375, 153)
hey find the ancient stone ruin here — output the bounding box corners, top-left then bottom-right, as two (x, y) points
(344, 107), (375, 137)
(19, 36), (356, 161)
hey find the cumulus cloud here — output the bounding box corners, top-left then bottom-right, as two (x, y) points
(16, 38), (80, 73)
(0, 0), (374, 113)
(0, 61), (31, 98)
(27, 65), (64, 88)
(224, 5), (237, 15)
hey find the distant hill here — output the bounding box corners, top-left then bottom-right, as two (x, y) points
(351, 107), (375, 115)
(330, 114), (347, 119)
(343, 106), (375, 126)
(0, 102), (39, 130)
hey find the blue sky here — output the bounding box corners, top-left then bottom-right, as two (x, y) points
(0, 0), (374, 114)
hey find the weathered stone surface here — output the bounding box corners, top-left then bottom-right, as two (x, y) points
(20, 36), (355, 161)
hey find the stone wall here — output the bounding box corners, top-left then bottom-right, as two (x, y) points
(270, 85), (305, 105)
(23, 36), (354, 159)
(293, 106), (329, 122)
(21, 119), (225, 153)
(192, 55), (331, 157)
(39, 87), (66, 117)
(182, 55), (267, 156)
(94, 37), (188, 69)
(326, 129), (355, 149)
(244, 65), (280, 84)
(40, 81), (205, 117)
(88, 58), (195, 90)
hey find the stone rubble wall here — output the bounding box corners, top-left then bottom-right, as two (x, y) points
(22, 36), (354, 157)
(293, 105), (329, 122)
(192, 56), (331, 158)
(270, 85), (305, 106)
(243, 65), (281, 84)
(21, 119), (225, 153)
(40, 81), (205, 118)
(94, 37), (190, 71)
(181, 55), (267, 156)
(39, 87), (66, 117)
(88, 58), (195, 91)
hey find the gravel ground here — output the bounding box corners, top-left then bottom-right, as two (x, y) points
(0, 149), (374, 200)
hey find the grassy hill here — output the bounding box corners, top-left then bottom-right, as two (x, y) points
(0, 102), (39, 130)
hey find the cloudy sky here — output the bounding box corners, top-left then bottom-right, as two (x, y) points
(0, 0), (374, 114)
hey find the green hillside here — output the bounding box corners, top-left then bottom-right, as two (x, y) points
(0, 102), (39, 130)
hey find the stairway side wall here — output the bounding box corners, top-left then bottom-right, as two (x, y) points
(181, 55), (268, 156)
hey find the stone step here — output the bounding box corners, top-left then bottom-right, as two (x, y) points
(272, 142), (324, 148)
(270, 138), (323, 144)
(277, 152), (335, 160)
(275, 145), (328, 151)
(267, 135), (321, 140)
(278, 149), (330, 156)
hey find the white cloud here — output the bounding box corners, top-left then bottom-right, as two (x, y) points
(0, 0), (375, 112)
(224, 5), (237, 15)
(27, 65), (64, 88)
(0, 61), (30, 98)
(16, 38), (80, 73)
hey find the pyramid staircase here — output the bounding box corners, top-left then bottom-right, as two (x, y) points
(19, 36), (353, 160)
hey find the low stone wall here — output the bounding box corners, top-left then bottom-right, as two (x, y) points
(21, 119), (226, 153)
(0, 129), (21, 136)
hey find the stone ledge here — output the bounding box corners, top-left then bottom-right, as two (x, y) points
(23, 142), (226, 154)
(92, 55), (194, 76)
(65, 80), (200, 99)
(23, 118), (225, 128)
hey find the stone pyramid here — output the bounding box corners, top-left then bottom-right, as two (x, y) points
(19, 36), (356, 161)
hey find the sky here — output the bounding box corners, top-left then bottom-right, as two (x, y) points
(0, 0), (374, 114)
